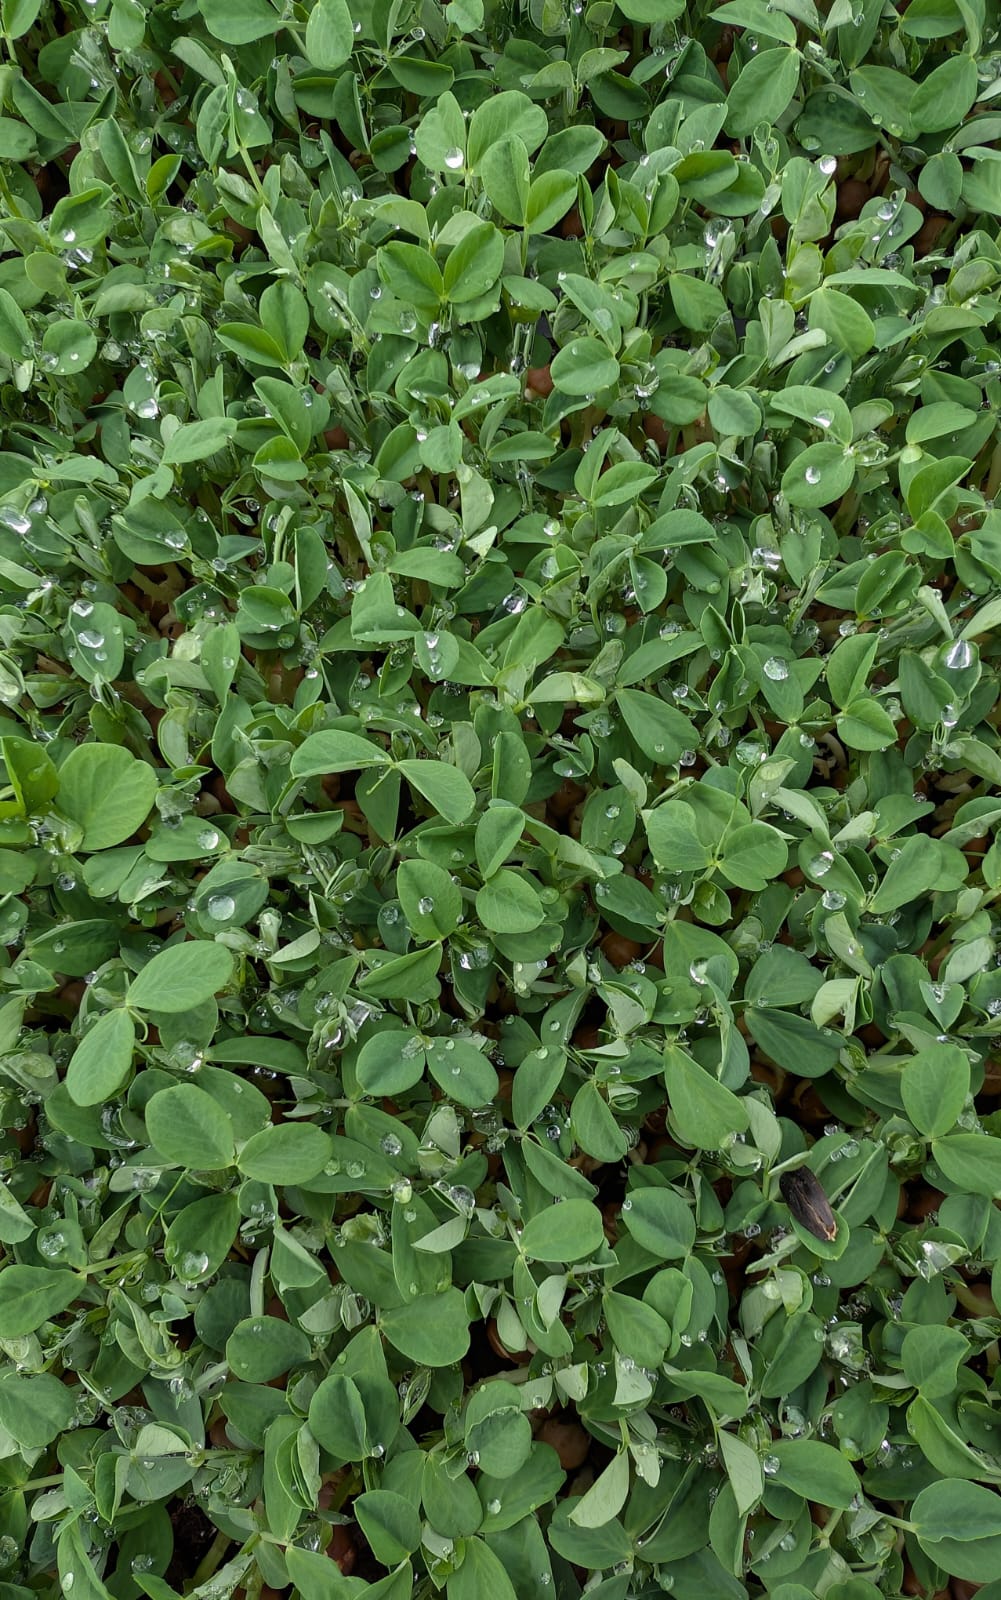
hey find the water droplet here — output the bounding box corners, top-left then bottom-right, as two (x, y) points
(763, 656), (789, 681)
(206, 893), (236, 922)
(735, 739), (767, 766)
(0, 507), (31, 534)
(944, 638), (973, 671)
(444, 147), (464, 169)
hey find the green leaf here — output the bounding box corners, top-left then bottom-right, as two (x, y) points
(356, 1029), (426, 1097)
(2, 0), (43, 40)
(290, 730), (392, 778)
(521, 1198), (604, 1261)
(669, 273), (727, 332)
(512, 1047), (567, 1131)
(644, 799), (711, 873)
(603, 1291), (670, 1367)
(466, 90), (548, 169)
(397, 858), (462, 938)
(381, 1287), (471, 1364)
(768, 1439), (859, 1508)
(0, 1177), (32, 1243)
(305, 0), (353, 69)
(0, 1371), (75, 1448)
(447, 1537), (518, 1600)
(41, 319), (98, 376)
(616, 688), (696, 765)
(932, 1132), (1001, 1197)
(308, 1372), (373, 1459)
(227, 1315), (312, 1381)
(126, 941), (234, 1013)
(0, 1265), (80, 1337)
(910, 53), (977, 133)
(425, 1036), (499, 1107)
(198, 0), (278, 42)
(901, 1043), (970, 1138)
(869, 835), (941, 914)
(475, 804), (525, 880)
(616, 0), (684, 16)
(465, 1396), (533, 1478)
(836, 696), (898, 751)
(720, 821), (788, 890)
(726, 47), (801, 137)
(911, 1477), (1001, 1542)
(782, 443), (856, 508)
(572, 1079), (630, 1163)
(480, 137), (531, 224)
(161, 417), (238, 465)
(57, 744), (158, 851)
(377, 243), (444, 314)
(592, 463), (660, 508)
(550, 338), (619, 396)
(746, 1008), (842, 1076)
(357, 943), (443, 1002)
(826, 632), (879, 709)
(719, 1430), (764, 1517)
(901, 1323), (969, 1399)
(144, 1084), (236, 1169)
(476, 869), (545, 933)
(911, 1479), (1001, 1580)
(568, 1449), (630, 1528)
(237, 1122), (333, 1183)
(397, 759), (475, 823)
(355, 1491), (423, 1565)
(0, 739), (55, 812)
(66, 1008), (136, 1106)
(663, 1045), (749, 1149)
(164, 1192), (241, 1283)
(443, 222), (505, 304)
(58, 1521), (114, 1600)
(620, 1185), (695, 1258)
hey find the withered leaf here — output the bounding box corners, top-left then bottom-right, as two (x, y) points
(779, 1167), (837, 1242)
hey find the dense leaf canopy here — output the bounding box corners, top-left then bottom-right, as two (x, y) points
(0, 1), (1001, 1598)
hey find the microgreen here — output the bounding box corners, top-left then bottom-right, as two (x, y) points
(1, 1), (1001, 1598)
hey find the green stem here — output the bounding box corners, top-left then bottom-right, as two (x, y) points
(82, 1251), (146, 1275)
(238, 145), (268, 205)
(192, 1529), (234, 1587)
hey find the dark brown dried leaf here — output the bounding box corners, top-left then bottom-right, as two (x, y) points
(779, 1167), (837, 1242)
